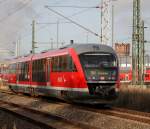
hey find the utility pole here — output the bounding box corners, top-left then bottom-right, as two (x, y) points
(50, 38), (53, 50)
(15, 37), (20, 57)
(132, 0), (145, 85)
(15, 41), (18, 57)
(32, 20), (36, 54)
(132, 0), (141, 85)
(112, 4), (114, 48)
(100, 0), (116, 46)
(57, 20), (59, 48)
(86, 32), (89, 43)
(100, 0), (103, 44)
(139, 20), (145, 85)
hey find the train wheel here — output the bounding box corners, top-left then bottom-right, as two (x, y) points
(9, 86), (17, 94)
(30, 87), (38, 97)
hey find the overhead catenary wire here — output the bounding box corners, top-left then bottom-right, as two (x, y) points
(65, 7), (95, 18)
(45, 5), (101, 38)
(46, 4), (100, 21)
(21, 21), (72, 40)
(0, 0), (8, 5)
(21, 6), (100, 40)
(36, 21), (71, 25)
(0, 0), (32, 23)
(45, 5), (100, 8)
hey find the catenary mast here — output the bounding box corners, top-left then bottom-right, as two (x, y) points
(132, 0), (145, 85)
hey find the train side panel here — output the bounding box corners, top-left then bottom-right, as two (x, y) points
(7, 44), (120, 104)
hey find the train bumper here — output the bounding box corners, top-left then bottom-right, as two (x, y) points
(65, 87), (119, 104)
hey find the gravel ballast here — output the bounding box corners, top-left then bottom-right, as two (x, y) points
(0, 91), (150, 129)
(0, 109), (44, 129)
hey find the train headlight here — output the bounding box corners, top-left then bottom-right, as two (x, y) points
(92, 76), (96, 79)
(100, 76), (105, 80)
(111, 76), (115, 80)
(108, 77), (111, 80)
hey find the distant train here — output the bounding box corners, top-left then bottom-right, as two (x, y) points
(2, 44), (120, 104)
(120, 66), (150, 84)
(0, 64), (9, 82)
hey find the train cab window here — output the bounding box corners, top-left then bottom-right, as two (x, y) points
(52, 55), (77, 72)
(79, 53), (118, 81)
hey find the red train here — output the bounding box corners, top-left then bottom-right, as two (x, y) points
(5, 44), (120, 103)
(144, 67), (150, 84)
(119, 67), (132, 83)
(0, 64), (9, 83)
(120, 66), (150, 84)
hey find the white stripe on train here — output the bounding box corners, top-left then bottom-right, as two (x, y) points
(8, 83), (89, 92)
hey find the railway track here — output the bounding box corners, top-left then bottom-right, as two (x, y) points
(1, 89), (150, 128)
(0, 89), (100, 129)
(0, 100), (98, 129)
(73, 104), (150, 125)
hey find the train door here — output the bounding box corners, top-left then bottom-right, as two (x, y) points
(46, 57), (51, 86)
(29, 61), (32, 88)
(16, 63), (19, 86)
(8, 63), (17, 85)
(15, 62), (30, 93)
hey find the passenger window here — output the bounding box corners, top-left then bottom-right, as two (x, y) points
(18, 62), (29, 81)
(52, 55), (77, 72)
(9, 63), (17, 74)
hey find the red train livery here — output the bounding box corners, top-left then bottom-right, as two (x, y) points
(119, 67), (132, 83)
(144, 67), (150, 84)
(0, 64), (9, 83)
(120, 66), (150, 84)
(7, 44), (119, 103)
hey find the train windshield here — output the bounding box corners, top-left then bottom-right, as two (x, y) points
(79, 53), (118, 81)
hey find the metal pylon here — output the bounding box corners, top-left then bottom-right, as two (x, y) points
(101, 0), (112, 46)
(132, 0), (145, 85)
(139, 20), (145, 85)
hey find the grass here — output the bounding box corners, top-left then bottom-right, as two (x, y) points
(115, 85), (150, 112)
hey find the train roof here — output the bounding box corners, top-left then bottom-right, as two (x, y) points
(9, 44), (117, 63)
(61, 44), (116, 55)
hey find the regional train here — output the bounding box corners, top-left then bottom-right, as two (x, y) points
(5, 44), (120, 103)
(120, 66), (150, 84)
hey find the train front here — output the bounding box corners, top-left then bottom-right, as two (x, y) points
(76, 44), (120, 103)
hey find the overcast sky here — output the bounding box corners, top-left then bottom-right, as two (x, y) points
(0, 0), (150, 60)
